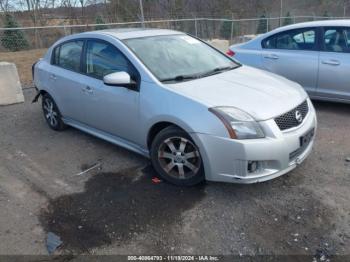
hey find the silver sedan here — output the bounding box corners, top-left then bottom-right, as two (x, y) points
(33, 28), (317, 186)
(228, 20), (350, 103)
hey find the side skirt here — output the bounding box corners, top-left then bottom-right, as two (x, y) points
(62, 117), (150, 158)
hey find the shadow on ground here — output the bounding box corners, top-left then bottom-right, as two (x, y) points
(312, 100), (350, 115)
(39, 164), (340, 256)
(40, 166), (206, 253)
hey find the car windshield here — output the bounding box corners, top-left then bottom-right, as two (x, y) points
(123, 34), (240, 83)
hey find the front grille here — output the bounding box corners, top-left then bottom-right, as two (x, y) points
(275, 100), (309, 131)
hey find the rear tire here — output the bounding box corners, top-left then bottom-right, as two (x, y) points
(42, 93), (67, 131)
(150, 126), (205, 186)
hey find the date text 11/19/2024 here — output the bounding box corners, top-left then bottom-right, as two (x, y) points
(127, 255), (220, 261)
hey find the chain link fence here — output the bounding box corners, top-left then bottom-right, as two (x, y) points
(0, 15), (345, 86)
(0, 16), (345, 52)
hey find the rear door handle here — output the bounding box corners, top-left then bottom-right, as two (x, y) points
(264, 54), (279, 60)
(322, 59), (340, 66)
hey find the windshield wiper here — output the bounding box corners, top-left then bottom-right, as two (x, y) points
(199, 66), (237, 78)
(160, 65), (238, 83)
(160, 74), (199, 83)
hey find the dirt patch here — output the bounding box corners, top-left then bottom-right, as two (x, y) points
(40, 166), (206, 253)
(0, 49), (46, 86)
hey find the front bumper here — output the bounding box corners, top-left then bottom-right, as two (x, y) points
(191, 101), (317, 184)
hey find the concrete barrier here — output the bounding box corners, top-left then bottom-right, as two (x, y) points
(0, 62), (24, 105)
(207, 39), (230, 53)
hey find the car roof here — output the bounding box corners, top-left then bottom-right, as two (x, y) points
(235, 19), (350, 49)
(270, 19), (350, 34)
(82, 28), (184, 40)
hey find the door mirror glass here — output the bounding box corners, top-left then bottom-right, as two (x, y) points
(103, 71), (131, 86)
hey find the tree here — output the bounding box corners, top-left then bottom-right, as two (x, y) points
(1, 14), (29, 51)
(0, 0), (11, 12)
(95, 15), (108, 30)
(257, 14), (268, 34)
(79, 0), (85, 17)
(283, 11), (293, 26)
(343, 0), (350, 17)
(323, 11), (330, 19)
(220, 20), (236, 39)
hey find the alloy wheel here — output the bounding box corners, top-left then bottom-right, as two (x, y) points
(43, 98), (58, 128)
(157, 136), (201, 180)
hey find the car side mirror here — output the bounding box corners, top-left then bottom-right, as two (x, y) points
(103, 71), (137, 90)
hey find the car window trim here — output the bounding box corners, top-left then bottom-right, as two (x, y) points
(262, 27), (320, 52)
(81, 38), (141, 91)
(50, 38), (85, 74)
(320, 26), (350, 53)
(51, 45), (60, 65)
(50, 37), (141, 91)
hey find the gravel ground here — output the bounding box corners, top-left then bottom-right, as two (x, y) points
(0, 88), (349, 259)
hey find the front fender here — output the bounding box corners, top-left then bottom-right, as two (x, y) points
(139, 83), (230, 149)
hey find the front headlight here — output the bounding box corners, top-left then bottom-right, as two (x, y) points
(209, 107), (265, 139)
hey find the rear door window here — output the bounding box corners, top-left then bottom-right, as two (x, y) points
(53, 40), (83, 72)
(263, 28), (317, 51)
(323, 27), (350, 53)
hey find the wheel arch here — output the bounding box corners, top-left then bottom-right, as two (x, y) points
(145, 114), (210, 154)
(147, 121), (186, 150)
(147, 120), (206, 186)
(32, 89), (49, 103)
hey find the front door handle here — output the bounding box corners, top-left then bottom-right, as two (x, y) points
(49, 74), (57, 81)
(264, 54), (279, 60)
(322, 59), (340, 66)
(83, 86), (93, 94)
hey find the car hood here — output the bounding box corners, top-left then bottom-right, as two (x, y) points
(165, 66), (308, 121)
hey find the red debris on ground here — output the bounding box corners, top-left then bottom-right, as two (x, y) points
(152, 177), (162, 184)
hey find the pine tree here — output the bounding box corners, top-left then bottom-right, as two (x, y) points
(220, 21), (236, 39)
(257, 14), (268, 34)
(283, 12), (293, 26)
(95, 15), (108, 30)
(1, 14), (29, 51)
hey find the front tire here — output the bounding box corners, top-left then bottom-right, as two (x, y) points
(150, 126), (204, 186)
(42, 93), (66, 131)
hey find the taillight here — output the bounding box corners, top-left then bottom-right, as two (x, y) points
(226, 49), (235, 57)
